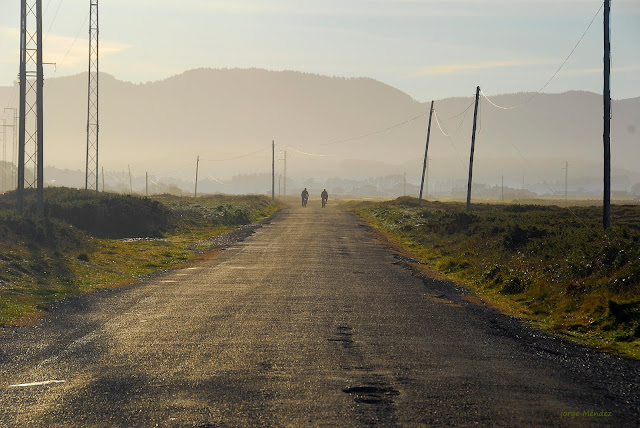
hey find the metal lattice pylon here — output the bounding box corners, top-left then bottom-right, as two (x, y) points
(85, 0), (99, 192)
(17, 0), (44, 214)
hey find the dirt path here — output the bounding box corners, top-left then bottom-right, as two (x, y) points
(1, 204), (638, 427)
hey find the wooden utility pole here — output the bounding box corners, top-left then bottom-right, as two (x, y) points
(1, 119), (5, 193)
(146, 172), (148, 196)
(403, 172), (407, 196)
(425, 157), (430, 198)
(563, 161), (569, 201)
(466, 86), (481, 211)
(603, 0), (611, 229)
(128, 164), (132, 194)
(272, 140), (275, 200)
(419, 101), (434, 205)
(194, 155), (199, 198)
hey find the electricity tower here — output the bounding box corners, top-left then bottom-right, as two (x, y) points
(85, 0), (99, 192)
(18, 0), (44, 214)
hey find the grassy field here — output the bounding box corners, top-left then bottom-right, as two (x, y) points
(0, 188), (282, 326)
(347, 197), (640, 359)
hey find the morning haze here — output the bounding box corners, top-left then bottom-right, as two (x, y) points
(0, 67), (638, 197)
(0, 69), (640, 196)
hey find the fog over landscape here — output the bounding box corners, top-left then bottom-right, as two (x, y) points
(0, 68), (638, 198)
(2, 3), (640, 424)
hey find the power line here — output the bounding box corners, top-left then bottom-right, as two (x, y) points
(440, 100), (475, 121)
(207, 176), (227, 185)
(58, 11), (90, 68)
(433, 111), (450, 138)
(44, 0), (64, 43)
(481, 3), (604, 110)
(433, 110), (468, 172)
(200, 146), (271, 162)
(320, 111), (428, 147)
(285, 146), (332, 157)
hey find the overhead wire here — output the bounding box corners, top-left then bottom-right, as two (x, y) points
(433, 111), (450, 138)
(207, 176), (227, 185)
(441, 100), (475, 121)
(481, 2), (604, 111)
(432, 110), (468, 172)
(201, 146), (270, 162)
(320, 111), (428, 147)
(58, 11), (90, 68)
(44, 0), (65, 44)
(480, 89), (518, 110)
(285, 146), (332, 157)
(531, 3), (604, 101)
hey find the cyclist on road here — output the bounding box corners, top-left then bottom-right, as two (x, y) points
(301, 188), (309, 207)
(321, 189), (328, 208)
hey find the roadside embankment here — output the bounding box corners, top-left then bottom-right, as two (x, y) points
(0, 188), (283, 325)
(346, 197), (640, 359)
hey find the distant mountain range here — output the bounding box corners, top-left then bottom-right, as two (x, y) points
(0, 68), (638, 193)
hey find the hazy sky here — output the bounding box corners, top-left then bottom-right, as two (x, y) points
(1, 0), (639, 101)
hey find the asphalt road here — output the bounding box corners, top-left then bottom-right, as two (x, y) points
(1, 203), (639, 427)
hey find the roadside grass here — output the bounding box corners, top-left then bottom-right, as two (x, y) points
(0, 188), (282, 326)
(346, 197), (640, 360)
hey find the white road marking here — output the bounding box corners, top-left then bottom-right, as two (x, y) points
(10, 380), (65, 388)
(161, 280), (177, 283)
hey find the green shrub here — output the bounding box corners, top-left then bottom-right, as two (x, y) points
(44, 190), (170, 238)
(503, 224), (547, 250)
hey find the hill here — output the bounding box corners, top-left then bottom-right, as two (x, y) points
(0, 68), (638, 191)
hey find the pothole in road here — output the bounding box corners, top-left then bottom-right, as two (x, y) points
(342, 385), (400, 404)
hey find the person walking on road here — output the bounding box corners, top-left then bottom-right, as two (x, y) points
(321, 189), (328, 208)
(301, 188), (309, 207)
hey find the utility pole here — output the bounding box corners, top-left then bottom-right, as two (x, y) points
(425, 157), (430, 198)
(279, 149), (287, 196)
(194, 155), (199, 197)
(18, 0), (44, 215)
(403, 172), (407, 196)
(466, 86), (481, 211)
(85, 0), (99, 193)
(603, 0), (611, 229)
(146, 172), (148, 196)
(419, 101), (434, 205)
(562, 161), (569, 201)
(272, 140), (275, 200)
(1, 119), (5, 193)
(128, 165), (132, 194)
(101, 166), (104, 192)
